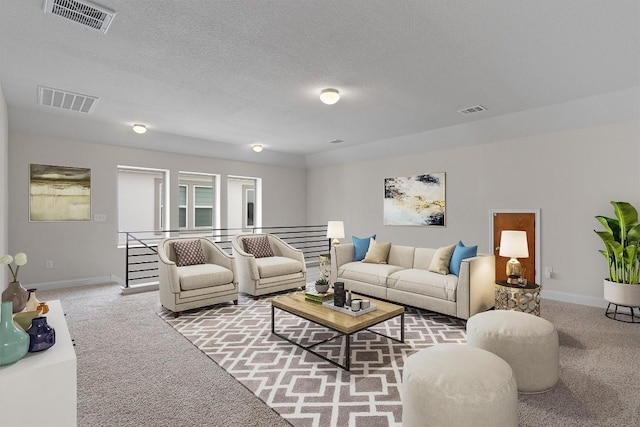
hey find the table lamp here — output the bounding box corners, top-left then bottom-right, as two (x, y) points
(326, 221), (345, 249)
(499, 230), (529, 285)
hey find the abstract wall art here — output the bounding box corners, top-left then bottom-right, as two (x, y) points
(384, 173), (445, 226)
(29, 164), (91, 221)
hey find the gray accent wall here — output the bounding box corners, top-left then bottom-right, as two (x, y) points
(8, 133), (306, 285)
(306, 91), (640, 306)
(0, 85), (8, 290)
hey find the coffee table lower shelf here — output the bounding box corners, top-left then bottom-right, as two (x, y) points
(271, 294), (405, 371)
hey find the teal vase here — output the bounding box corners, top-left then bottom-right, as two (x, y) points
(0, 300), (29, 366)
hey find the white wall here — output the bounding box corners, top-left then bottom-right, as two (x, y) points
(8, 133), (307, 286)
(0, 84), (8, 290)
(307, 101), (640, 305)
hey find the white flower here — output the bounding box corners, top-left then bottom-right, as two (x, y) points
(2, 253), (27, 281)
(14, 253), (27, 266)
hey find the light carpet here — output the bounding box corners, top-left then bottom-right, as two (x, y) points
(159, 292), (466, 427)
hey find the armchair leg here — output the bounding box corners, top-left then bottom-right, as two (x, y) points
(173, 311), (180, 318)
(233, 299), (238, 305)
(252, 295), (259, 301)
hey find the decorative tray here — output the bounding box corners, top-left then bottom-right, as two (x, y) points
(322, 301), (377, 317)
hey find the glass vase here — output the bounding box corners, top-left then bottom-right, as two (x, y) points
(0, 300), (30, 365)
(27, 316), (56, 353)
(1, 281), (29, 313)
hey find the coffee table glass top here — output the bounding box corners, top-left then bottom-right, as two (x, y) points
(271, 292), (404, 335)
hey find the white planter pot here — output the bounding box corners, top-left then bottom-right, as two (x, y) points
(603, 280), (640, 307)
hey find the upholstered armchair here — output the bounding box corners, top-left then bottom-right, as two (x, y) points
(158, 237), (238, 317)
(231, 234), (307, 299)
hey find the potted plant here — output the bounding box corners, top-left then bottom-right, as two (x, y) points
(314, 278), (330, 294)
(594, 201), (640, 311)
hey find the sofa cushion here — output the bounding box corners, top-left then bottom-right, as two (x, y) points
(255, 256), (302, 278)
(388, 269), (458, 301)
(388, 245), (415, 269)
(243, 236), (274, 258)
(353, 235), (376, 261)
(178, 264), (234, 291)
(339, 262), (404, 286)
(363, 239), (392, 264)
(173, 239), (206, 267)
(450, 241), (478, 276)
(428, 244), (456, 275)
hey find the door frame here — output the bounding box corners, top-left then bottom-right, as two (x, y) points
(490, 209), (541, 284)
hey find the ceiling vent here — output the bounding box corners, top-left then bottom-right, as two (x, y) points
(458, 105), (487, 115)
(43, 0), (116, 34)
(38, 86), (98, 113)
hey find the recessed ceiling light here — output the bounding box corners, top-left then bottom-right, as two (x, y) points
(320, 88), (340, 105)
(132, 124), (147, 134)
(252, 144), (263, 152)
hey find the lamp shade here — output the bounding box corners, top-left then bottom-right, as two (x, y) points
(499, 230), (529, 258)
(326, 221), (345, 239)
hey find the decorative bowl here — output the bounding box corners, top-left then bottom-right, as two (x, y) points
(13, 310), (42, 331)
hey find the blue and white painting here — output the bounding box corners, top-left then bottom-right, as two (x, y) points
(384, 173), (445, 226)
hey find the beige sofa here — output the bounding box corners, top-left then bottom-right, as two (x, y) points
(330, 243), (495, 320)
(231, 233), (307, 299)
(158, 237), (238, 317)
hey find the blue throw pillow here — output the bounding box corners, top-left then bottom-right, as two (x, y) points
(353, 235), (376, 261)
(449, 241), (478, 276)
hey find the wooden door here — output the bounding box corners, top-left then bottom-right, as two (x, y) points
(493, 212), (536, 283)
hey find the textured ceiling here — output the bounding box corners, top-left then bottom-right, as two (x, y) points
(0, 0), (638, 164)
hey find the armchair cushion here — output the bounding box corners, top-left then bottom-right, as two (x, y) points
(173, 239), (206, 267)
(243, 236), (274, 258)
(178, 264), (235, 291)
(255, 256), (303, 278)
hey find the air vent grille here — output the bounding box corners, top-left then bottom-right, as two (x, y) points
(458, 105), (487, 115)
(44, 0), (116, 33)
(38, 86), (98, 113)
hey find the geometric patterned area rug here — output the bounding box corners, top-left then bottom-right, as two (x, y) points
(159, 292), (467, 427)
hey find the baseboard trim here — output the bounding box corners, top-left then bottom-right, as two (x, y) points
(121, 282), (159, 295)
(30, 275), (119, 291)
(541, 289), (608, 309)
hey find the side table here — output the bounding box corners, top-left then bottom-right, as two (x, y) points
(319, 253), (331, 281)
(494, 280), (541, 316)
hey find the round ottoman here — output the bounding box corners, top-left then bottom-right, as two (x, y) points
(402, 344), (518, 427)
(466, 310), (559, 394)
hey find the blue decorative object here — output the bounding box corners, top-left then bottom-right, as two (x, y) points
(450, 241), (478, 276)
(0, 300), (29, 366)
(353, 235), (376, 261)
(26, 316), (55, 353)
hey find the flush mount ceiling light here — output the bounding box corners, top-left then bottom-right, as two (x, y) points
(252, 144), (263, 152)
(320, 88), (340, 105)
(132, 124), (147, 134)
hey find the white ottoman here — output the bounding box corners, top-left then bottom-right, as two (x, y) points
(466, 310), (559, 394)
(402, 344), (518, 427)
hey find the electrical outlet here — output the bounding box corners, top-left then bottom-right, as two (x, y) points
(544, 266), (553, 279)
(45, 260), (53, 269)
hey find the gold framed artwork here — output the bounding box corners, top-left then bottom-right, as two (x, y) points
(29, 164), (91, 221)
(384, 172), (445, 226)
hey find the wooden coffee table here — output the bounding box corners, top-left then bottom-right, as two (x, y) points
(271, 292), (405, 371)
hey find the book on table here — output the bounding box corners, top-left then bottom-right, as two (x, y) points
(305, 289), (334, 303)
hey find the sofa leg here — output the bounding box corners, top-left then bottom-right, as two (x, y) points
(233, 299), (238, 305)
(252, 295), (259, 301)
(173, 311), (180, 318)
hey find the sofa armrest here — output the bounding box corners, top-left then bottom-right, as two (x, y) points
(330, 244), (355, 283)
(158, 243), (180, 293)
(456, 254), (495, 319)
(231, 241), (261, 281)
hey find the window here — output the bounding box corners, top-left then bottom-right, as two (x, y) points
(178, 185), (187, 228)
(193, 185), (213, 227)
(178, 172), (219, 230)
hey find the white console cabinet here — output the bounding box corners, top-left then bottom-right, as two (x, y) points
(0, 300), (77, 426)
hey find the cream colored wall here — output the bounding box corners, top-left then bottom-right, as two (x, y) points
(0, 85), (8, 290)
(8, 132), (307, 286)
(307, 120), (640, 305)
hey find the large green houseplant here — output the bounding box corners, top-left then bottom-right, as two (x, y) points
(594, 201), (640, 313)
